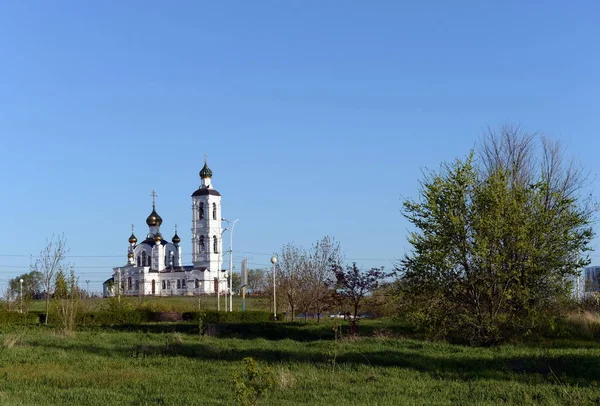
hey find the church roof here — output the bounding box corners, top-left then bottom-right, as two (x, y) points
(191, 188), (221, 197)
(139, 237), (170, 247)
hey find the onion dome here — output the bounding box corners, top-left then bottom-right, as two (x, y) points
(199, 162), (213, 179)
(128, 233), (137, 244)
(172, 233), (181, 245)
(146, 207), (163, 226)
(153, 232), (163, 243)
(128, 252), (134, 259)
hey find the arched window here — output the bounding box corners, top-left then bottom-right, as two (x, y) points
(167, 280), (171, 289)
(148, 256), (152, 268)
(182, 279), (186, 289)
(127, 277), (132, 290)
(200, 235), (205, 252)
(177, 279), (181, 289)
(141, 251), (147, 266)
(213, 235), (218, 253)
(195, 278), (200, 288)
(135, 280), (139, 291)
(137, 256), (141, 267)
(212, 203), (217, 220)
(162, 280), (166, 290)
(199, 203), (204, 220)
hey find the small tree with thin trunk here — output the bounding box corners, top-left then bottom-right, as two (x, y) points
(330, 262), (391, 334)
(33, 234), (69, 325)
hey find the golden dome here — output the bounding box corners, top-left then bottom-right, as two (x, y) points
(127, 252), (134, 259)
(128, 233), (137, 244)
(153, 233), (163, 242)
(146, 207), (163, 227)
(172, 233), (181, 244)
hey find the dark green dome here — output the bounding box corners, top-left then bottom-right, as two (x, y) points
(199, 162), (213, 179)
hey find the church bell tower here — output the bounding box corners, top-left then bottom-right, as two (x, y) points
(191, 158), (224, 288)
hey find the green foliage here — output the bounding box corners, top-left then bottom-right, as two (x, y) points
(233, 357), (276, 406)
(184, 310), (282, 324)
(53, 269), (81, 332)
(399, 130), (596, 345)
(0, 311), (39, 325)
(8, 270), (44, 299)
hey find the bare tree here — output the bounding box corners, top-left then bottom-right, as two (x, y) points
(33, 234), (70, 325)
(276, 244), (306, 319)
(306, 236), (342, 322)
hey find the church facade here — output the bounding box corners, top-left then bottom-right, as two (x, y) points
(103, 160), (228, 297)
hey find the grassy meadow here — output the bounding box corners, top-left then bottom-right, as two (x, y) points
(0, 319), (599, 406)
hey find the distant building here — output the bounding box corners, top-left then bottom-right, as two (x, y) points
(582, 266), (600, 296)
(103, 159), (228, 297)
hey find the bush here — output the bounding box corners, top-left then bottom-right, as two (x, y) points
(183, 311), (282, 324)
(0, 311), (39, 325)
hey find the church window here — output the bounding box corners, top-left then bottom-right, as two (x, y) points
(182, 279), (186, 289)
(148, 256), (152, 268)
(177, 279), (181, 289)
(212, 203), (217, 220)
(213, 235), (218, 253)
(136, 256), (141, 267)
(135, 280), (139, 291)
(199, 203), (204, 220)
(200, 236), (205, 252)
(167, 280), (171, 289)
(127, 277), (132, 290)
(195, 278), (200, 288)
(142, 251), (147, 266)
(162, 280), (166, 290)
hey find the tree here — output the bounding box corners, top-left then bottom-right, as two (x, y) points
(246, 269), (267, 294)
(9, 270), (43, 299)
(276, 243), (307, 319)
(306, 236), (342, 322)
(230, 272), (242, 294)
(330, 262), (390, 334)
(53, 268), (80, 332)
(399, 126), (595, 345)
(32, 234), (70, 325)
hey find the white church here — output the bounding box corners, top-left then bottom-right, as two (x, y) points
(103, 160), (229, 297)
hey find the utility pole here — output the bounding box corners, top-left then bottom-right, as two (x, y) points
(271, 256), (278, 320)
(85, 279), (90, 298)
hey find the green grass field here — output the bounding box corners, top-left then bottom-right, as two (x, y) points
(0, 321), (599, 405)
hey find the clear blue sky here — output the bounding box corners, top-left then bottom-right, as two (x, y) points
(1, 1), (599, 292)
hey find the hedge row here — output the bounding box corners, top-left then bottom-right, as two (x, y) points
(0, 311), (39, 325)
(0, 310), (282, 326)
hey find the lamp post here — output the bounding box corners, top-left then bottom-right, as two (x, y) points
(222, 218), (239, 312)
(19, 278), (23, 313)
(271, 256), (278, 320)
(214, 228), (228, 311)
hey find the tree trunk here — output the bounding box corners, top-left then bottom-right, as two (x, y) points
(45, 287), (50, 325)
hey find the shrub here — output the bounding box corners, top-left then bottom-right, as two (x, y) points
(0, 311), (39, 325)
(183, 311), (282, 324)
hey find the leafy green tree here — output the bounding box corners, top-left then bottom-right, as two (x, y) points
(9, 270), (43, 299)
(398, 126), (595, 345)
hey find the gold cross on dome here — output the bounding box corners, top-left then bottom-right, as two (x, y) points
(131, 224), (134, 234)
(204, 153), (207, 163)
(150, 190), (157, 207)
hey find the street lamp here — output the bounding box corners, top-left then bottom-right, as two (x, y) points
(214, 227), (228, 311)
(222, 218), (239, 312)
(19, 278), (23, 313)
(271, 256), (278, 320)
